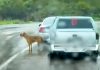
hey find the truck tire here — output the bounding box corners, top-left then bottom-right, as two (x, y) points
(48, 52), (56, 65)
(48, 52), (55, 60)
(91, 56), (97, 62)
(91, 51), (98, 63)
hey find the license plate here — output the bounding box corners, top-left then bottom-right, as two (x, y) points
(72, 53), (78, 57)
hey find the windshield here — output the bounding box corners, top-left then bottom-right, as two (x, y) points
(57, 18), (93, 29)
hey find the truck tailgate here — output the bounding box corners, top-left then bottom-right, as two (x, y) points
(54, 29), (96, 47)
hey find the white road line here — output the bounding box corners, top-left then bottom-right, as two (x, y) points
(2, 31), (15, 35)
(0, 42), (37, 70)
(1, 28), (34, 35)
(5, 36), (14, 40)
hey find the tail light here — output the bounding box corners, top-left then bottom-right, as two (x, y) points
(39, 27), (45, 32)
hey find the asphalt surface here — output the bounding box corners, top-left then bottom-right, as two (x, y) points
(6, 48), (100, 70)
(0, 23), (38, 66)
(0, 23), (100, 70)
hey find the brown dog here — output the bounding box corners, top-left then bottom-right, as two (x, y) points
(20, 32), (44, 53)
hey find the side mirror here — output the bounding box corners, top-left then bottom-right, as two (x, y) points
(39, 24), (41, 27)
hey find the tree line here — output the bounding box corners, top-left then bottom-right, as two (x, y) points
(0, 0), (100, 21)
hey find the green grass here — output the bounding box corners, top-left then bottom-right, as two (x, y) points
(0, 20), (26, 25)
(93, 17), (100, 21)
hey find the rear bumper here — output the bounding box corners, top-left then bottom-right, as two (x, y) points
(49, 51), (99, 60)
(50, 44), (99, 52)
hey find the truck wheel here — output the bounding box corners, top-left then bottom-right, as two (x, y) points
(48, 52), (55, 60)
(91, 51), (98, 63)
(48, 52), (56, 65)
(91, 57), (97, 62)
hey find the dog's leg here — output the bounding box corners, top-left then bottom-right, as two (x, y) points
(30, 44), (32, 51)
(37, 43), (39, 49)
(28, 43), (31, 54)
(28, 44), (30, 51)
(38, 43), (43, 52)
(37, 43), (40, 52)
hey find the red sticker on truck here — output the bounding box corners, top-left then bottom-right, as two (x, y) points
(71, 19), (78, 26)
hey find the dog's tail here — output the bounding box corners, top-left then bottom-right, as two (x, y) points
(43, 40), (50, 45)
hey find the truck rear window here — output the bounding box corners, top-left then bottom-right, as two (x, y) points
(57, 18), (93, 29)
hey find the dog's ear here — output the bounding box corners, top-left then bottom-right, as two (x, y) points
(23, 32), (26, 35)
(20, 32), (25, 36)
(20, 32), (27, 37)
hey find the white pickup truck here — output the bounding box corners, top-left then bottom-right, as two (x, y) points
(48, 16), (99, 62)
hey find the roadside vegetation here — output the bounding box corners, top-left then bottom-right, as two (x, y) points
(0, 20), (24, 25)
(0, 0), (100, 24)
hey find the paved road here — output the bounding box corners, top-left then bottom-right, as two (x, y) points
(0, 23), (100, 70)
(6, 48), (100, 70)
(0, 23), (39, 66)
